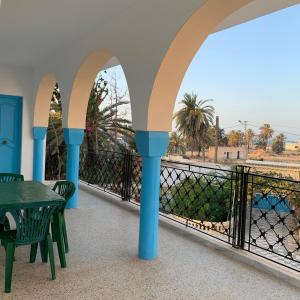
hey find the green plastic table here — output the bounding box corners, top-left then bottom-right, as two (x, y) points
(0, 181), (67, 267)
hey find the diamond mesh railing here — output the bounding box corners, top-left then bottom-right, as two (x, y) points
(79, 150), (300, 271)
(245, 173), (300, 271)
(79, 150), (131, 200)
(158, 161), (236, 243)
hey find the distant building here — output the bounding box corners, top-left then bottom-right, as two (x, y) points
(285, 141), (300, 151)
(208, 146), (247, 160)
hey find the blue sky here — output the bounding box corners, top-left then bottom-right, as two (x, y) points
(109, 4), (300, 141)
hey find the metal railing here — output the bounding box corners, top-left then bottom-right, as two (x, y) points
(79, 149), (300, 272)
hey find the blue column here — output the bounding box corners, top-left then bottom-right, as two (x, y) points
(136, 131), (169, 260)
(64, 128), (84, 209)
(33, 127), (47, 182)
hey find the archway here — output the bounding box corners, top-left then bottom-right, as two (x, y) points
(146, 0), (253, 131)
(33, 74), (57, 127)
(151, 1), (300, 269)
(65, 49), (133, 208)
(67, 49), (114, 129)
(134, 0), (255, 261)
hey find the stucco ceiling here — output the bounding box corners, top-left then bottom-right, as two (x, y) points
(0, 0), (299, 68)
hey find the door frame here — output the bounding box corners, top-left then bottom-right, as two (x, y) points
(0, 94), (23, 173)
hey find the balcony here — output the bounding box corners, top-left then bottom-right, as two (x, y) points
(1, 185), (299, 299)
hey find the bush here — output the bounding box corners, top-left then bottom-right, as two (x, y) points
(167, 174), (232, 222)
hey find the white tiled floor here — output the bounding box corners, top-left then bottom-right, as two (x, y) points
(0, 187), (299, 299)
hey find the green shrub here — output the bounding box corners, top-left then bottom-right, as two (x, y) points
(167, 174), (232, 222)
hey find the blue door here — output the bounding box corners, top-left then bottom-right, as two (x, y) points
(0, 95), (22, 173)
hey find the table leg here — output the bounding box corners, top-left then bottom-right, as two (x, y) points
(53, 212), (67, 268)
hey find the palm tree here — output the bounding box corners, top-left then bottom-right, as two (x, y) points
(245, 128), (254, 150)
(173, 93), (214, 158)
(259, 124), (274, 150)
(168, 132), (186, 155)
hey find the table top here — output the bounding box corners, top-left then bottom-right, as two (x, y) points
(0, 181), (65, 209)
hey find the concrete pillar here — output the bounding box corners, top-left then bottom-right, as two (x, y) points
(136, 131), (169, 260)
(64, 128), (84, 208)
(33, 127), (47, 182)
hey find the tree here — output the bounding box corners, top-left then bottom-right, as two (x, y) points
(259, 124), (274, 150)
(168, 132), (186, 155)
(45, 84), (66, 180)
(227, 130), (244, 147)
(84, 74), (134, 153)
(207, 127), (228, 147)
(272, 133), (285, 154)
(45, 72), (134, 180)
(245, 128), (255, 150)
(173, 93), (214, 157)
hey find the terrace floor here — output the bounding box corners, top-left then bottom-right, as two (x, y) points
(0, 186), (299, 299)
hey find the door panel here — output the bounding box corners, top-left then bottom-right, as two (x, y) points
(0, 95), (22, 173)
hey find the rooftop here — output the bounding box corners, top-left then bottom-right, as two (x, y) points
(1, 186), (299, 299)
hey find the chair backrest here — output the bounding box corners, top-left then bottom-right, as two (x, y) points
(10, 205), (58, 245)
(0, 173), (24, 183)
(52, 181), (76, 205)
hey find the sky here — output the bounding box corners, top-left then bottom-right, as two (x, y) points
(106, 4), (300, 141)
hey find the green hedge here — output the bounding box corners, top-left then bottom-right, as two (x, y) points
(166, 175), (232, 222)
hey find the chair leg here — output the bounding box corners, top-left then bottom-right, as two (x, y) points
(51, 221), (56, 242)
(39, 239), (48, 263)
(62, 216), (69, 253)
(4, 242), (15, 293)
(47, 234), (56, 280)
(29, 243), (38, 263)
(53, 212), (66, 268)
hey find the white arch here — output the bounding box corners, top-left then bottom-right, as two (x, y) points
(33, 74), (57, 127)
(147, 0), (254, 131)
(67, 49), (114, 128)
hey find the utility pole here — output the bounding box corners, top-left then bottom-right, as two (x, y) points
(238, 120), (249, 159)
(214, 116), (219, 163)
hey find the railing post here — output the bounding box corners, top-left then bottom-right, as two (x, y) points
(126, 153), (133, 201)
(121, 152), (133, 201)
(236, 166), (249, 249)
(232, 168), (240, 248)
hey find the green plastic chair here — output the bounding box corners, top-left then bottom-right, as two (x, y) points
(0, 173), (24, 183)
(29, 181), (75, 264)
(0, 173), (24, 232)
(51, 181), (75, 253)
(0, 205), (58, 293)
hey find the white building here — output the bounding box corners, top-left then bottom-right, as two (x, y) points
(208, 146), (247, 160)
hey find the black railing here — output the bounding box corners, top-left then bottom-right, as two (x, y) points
(79, 150), (300, 272)
(245, 172), (300, 271)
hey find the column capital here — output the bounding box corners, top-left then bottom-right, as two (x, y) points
(136, 131), (169, 157)
(63, 128), (84, 145)
(33, 126), (47, 140)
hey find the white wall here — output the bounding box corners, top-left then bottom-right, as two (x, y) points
(0, 64), (34, 179)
